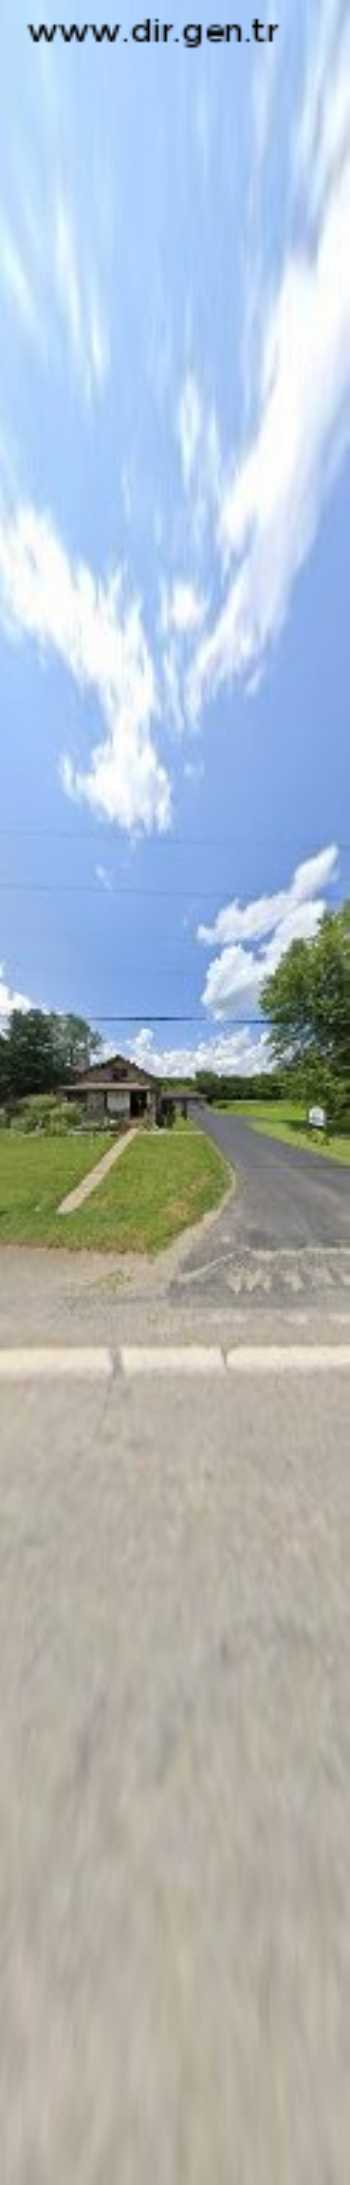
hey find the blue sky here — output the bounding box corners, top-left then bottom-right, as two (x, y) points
(0, 0), (349, 1073)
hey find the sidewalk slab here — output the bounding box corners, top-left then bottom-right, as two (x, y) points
(58, 1128), (137, 1215)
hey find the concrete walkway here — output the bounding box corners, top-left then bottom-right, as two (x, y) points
(58, 1127), (137, 1216)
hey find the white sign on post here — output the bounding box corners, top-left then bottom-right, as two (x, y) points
(308, 1105), (326, 1130)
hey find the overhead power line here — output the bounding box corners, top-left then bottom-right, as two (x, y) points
(0, 879), (345, 899)
(2, 999), (349, 1029)
(0, 883), (250, 897)
(85, 1013), (350, 1026)
(1, 1014), (349, 1035)
(0, 827), (349, 850)
(1, 1011), (268, 1028)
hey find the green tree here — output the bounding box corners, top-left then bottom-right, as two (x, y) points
(51, 1013), (102, 1080)
(261, 904), (350, 1112)
(5, 1011), (58, 1100)
(0, 1033), (10, 1104)
(1, 1009), (102, 1103)
(194, 1071), (220, 1101)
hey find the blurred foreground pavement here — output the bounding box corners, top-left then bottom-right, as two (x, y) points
(1, 1354), (350, 2183)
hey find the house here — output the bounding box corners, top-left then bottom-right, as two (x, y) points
(63, 1050), (202, 1129)
(63, 1051), (160, 1127)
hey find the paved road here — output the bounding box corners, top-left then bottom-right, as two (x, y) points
(2, 1356), (350, 2183)
(169, 1107), (350, 1311)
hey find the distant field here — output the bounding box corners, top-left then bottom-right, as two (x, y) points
(216, 1100), (350, 1166)
(0, 1123), (229, 1251)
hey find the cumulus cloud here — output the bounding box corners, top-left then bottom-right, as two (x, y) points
(199, 847), (338, 947)
(130, 1024), (271, 1080)
(202, 944), (263, 1019)
(187, 3), (350, 714)
(0, 499), (171, 835)
(0, 964), (32, 1022)
(199, 846), (338, 1018)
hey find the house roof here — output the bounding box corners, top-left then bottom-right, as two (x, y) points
(64, 1077), (157, 1093)
(70, 1050), (160, 1090)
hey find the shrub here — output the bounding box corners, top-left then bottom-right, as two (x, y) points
(10, 1094), (84, 1135)
(49, 1102), (84, 1133)
(10, 1115), (33, 1133)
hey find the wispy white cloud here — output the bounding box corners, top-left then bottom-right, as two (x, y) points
(188, 4), (350, 716)
(183, 758), (204, 785)
(54, 195), (82, 376)
(153, 508), (164, 551)
(54, 192), (110, 402)
(241, 42), (282, 429)
(176, 372), (221, 552)
(0, 499), (171, 835)
(121, 466), (133, 525)
(293, 0), (345, 219)
(96, 863), (113, 892)
(160, 578), (207, 638)
(0, 222), (41, 346)
(160, 582), (207, 742)
(0, 180), (110, 404)
(87, 290), (110, 397)
(194, 82), (211, 191)
(162, 644), (184, 736)
(177, 373), (202, 491)
(199, 846), (338, 1018)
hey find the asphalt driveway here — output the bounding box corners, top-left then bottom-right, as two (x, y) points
(197, 1107), (350, 1248)
(170, 1106), (350, 1310)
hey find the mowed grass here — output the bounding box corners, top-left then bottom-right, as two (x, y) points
(0, 1124), (229, 1252)
(0, 1133), (113, 1244)
(217, 1099), (350, 1165)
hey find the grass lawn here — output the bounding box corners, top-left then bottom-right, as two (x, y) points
(0, 1124), (230, 1252)
(0, 1133), (113, 1244)
(216, 1100), (350, 1166)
